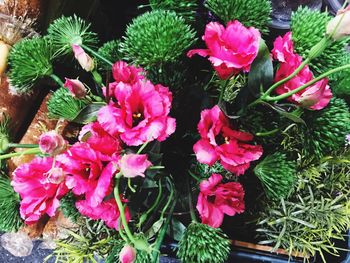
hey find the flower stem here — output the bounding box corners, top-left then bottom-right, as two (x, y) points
(265, 63), (350, 102)
(187, 179), (197, 223)
(81, 44), (113, 67)
(160, 181), (175, 221)
(114, 178), (137, 244)
(7, 143), (38, 149)
(0, 148), (41, 160)
(255, 128), (279, 137)
(218, 78), (230, 104)
(50, 74), (64, 87)
(188, 171), (201, 182)
(137, 141), (149, 154)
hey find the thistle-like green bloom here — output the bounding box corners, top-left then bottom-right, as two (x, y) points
(47, 88), (87, 121)
(149, 0), (198, 22)
(205, 0), (271, 34)
(97, 40), (123, 70)
(47, 15), (98, 56)
(254, 152), (296, 200)
(177, 222), (231, 263)
(121, 10), (196, 66)
(8, 37), (54, 93)
(0, 177), (23, 232)
(291, 7), (349, 75)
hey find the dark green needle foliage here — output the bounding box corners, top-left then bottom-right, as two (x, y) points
(302, 98), (350, 160)
(148, 0), (198, 22)
(8, 37), (54, 93)
(0, 176), (23, 232)
(47, 15), (98, 56)
(291, 7), (349, 75)
(331, 55), (350, 97)
(97, 40), (123, 70)
(254, 152), (296, 200)
(60, 192), (81, 223)
(47, 88), (88, 121)
(205, 0), (272, 34)
(121, 10), (196, 66)
(177, 222), (231, 263)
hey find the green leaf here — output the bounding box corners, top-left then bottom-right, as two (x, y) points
(263, 102), (306, 125)
(167, 218), (186, 241)
(72, 102), (105, 124)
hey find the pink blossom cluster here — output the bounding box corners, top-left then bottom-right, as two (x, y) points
(11, 61), (176, 228)
(272, 32), (332, 110)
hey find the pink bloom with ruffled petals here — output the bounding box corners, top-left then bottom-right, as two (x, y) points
(98, 79), (176, 146)
(193, 106), (263, 175)
(196, 173), (245, 228)
(187, 20), (260, 79)
(119, 154), (152, 178)
(11, 157), (69, 224)
(272, 32), (332, 110)
(39, 130), (67, 156)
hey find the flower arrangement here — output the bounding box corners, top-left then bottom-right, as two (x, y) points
(0, 1), (350, 263)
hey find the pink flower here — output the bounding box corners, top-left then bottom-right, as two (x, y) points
(119, 154), (152, 178)
(11, 157), (69, 224)
(64, 78), (87, 98)
(273, 33), (332, 110)
(76, 198), (130, 230)
(39, 130), (67, 156)
(119, 245), (137, 263)
(196, 173), (245, 228)
(72, 44), (94, 72)
(193, 106), (263, 175)
(187, 20), (260, 79)
(112, 61), (144, 84)
(98, 79), (176, 146)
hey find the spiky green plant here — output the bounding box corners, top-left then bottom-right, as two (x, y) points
(47, 88), (88, 121)
(177, 222), (231, 263)
(302, 98), (350, 159)
(205, 0), (272, 34)
(331, 55), (350, 97)
(97, 40), (123, 70)
(8, 37), (54, 93)
(254, 152), (296, 200)
(0, 114), (11, 154)
(121, 10), (196, 66)
(148, 0), (198, 22)
(291, 7), (349, 75)
(0, 176), (23, 232)
(60, 192), (81, 223)
(47, 15), (98, 56)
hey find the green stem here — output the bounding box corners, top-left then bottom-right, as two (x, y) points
(188, 171), (201, 182)
(7, 143), (38, 149)
(255, 128), (279, 137)
(118, 209), (130, 243)
(81, 44), (113, 67)
(151, 194), (176, 263)
(149, 166), (165, 170)
(160, 180), (175, 221)
(0, 148), (41, 160)
(50, 74), (64, 87)
(114, 178), (137, 244)
(137, 141), (149, 154)
(266, 63), (350, 102)
(218, 78), (230, 104)
(127, 178), (136, 193)
(263, 58), (310, 98)
(187, 179), (197, 223)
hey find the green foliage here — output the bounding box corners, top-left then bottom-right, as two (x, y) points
(8, 37), (54, 93)
(47, 88), (88, 121)
(205, 0), (272, 34)
(331, 55), (350, 97)
(193, 162), (233, 180)
(60, 192), (81, 223)
(215, 74), (247, 103)
(47, 15), (98, 56)
(148, 0), (198, 22)
(97, 40), (123, 70)
(291, 7), (349, 75)
(0, 176), (23, 232)
(302, 98), (350, 160)
(105, 240), (151, 263)
(0, 114), (11, 153)
(177, 222), (231, 263)
(254, 152), (296, 200)
(121, 10), (196, 66)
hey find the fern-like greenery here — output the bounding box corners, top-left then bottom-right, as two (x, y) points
(193, 162), (233, 180)
(97, 40), (123, 70)
(205, 0), (272, 34)
(59, 192), (81, 223)
(8, 37), (54, 93)
(291, 7), (349, 75)
(47, 88), (88, 121)
(148, 0), (198, 22)
(47, 15), (98, 56)
(0, 176), (23, 232)
(177, 222), (231, 263)
(254, 152), (296, 200)
(121, 10), (196, 66)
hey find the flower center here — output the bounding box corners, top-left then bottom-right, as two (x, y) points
(132, 112), (144, 127)
(215, 134), (230, 145)
(207, 195), (216, 203)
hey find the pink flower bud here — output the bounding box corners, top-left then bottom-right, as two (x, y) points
(119, 245), (136, 263)
(72, 44), (94, 72)
(64, 78), (87, 98)
(39, 131), (67, 156)
(45, 167), (65, 184)
(326, 5), (350, 40)
(119, 154), (152, 178)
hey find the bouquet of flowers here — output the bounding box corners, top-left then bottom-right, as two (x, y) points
(0, 0), (350, 262)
